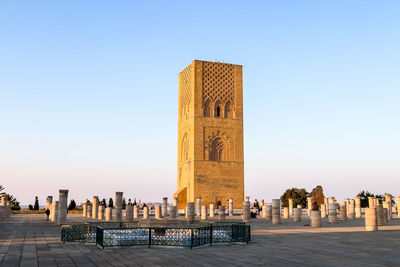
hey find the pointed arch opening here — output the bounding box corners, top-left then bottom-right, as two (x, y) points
(203, 99), (210, 117)
(181, 133), (189, 162)
(224, 101), (233, 118)
(214, 100), (222, 118)
(210, 138), (226, 161)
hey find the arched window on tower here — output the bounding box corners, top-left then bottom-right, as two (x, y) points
(203, 100), (210, 117)
(210, 138), (225, 161)
(214, 100), (222, 118)
(224, 101), (233, 118)
(181, 134), (189, 161)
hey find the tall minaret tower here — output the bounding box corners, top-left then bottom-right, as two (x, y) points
(175, 60), (244, 209)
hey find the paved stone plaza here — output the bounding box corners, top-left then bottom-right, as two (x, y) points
(1, 214), (400, 266)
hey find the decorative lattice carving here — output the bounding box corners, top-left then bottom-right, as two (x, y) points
(202, 62), (235, 107)
(179, 65), (192, 110)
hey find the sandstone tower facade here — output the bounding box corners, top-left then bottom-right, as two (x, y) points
(174, 60), (244, 209)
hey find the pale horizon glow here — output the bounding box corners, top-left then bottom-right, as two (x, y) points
(0, 1), (399, 206)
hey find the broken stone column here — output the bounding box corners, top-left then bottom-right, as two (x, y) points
(243, 200), (251, 222)
(283, 207), (289, 219)
(328, 197), (335, 205)
(218, 206), (226, 221)
(201, 206), (208, 220)
(348, 199), (355, 219)
(114, 192), (123, 222)
(377, 206), (384, 226)
(46, 196), (53, 210)
(49, 201), (55, 222)
(355, 197), (361, 218)
(57, 189), (68, 225)
(155, 205), (162, 219)
(98, 205), (104, 220)
(1, 194), (6, 207)
(244, 196), (250, 202)
(365, 207), (377, 231)
(133, 205), (138, 219)
(196, 197), (201, 217)
(53, 201), (59, 224)
(173, 197), (178, 217)
(92, 196), (99, 219)
(6, 201), (10, 217)
(328, 204), (337, 224)
(260, 199), (264, 209)
(385, 195), (392, 221)
(368, 197), (375, 208)
(307, 197), (313, 216)
(266, 204), (272, 220)
(162, 197), (168, 217)
(272, 199), (281, 225)
(383, 208), (388, 224)
(311, 210), (321, 227)
(87, 205), (92, 218)
(228, 199), (234, 216)
(262, 204), (268, 219)
(82, 203), (87, 217)
(168, 205), (177, 219)
(293, 208), (301, 222)
(186, 202), (195, 223)
(339, 201), (347, 221)
(288, 199), (293, 217)
(125, 204), (133, 222)
(143, 206), (149, 219)
(105, 207), (112, 221)
(345, 198), (350, 215)
(324, 199), (329, 215)
(321, 204), (327, 218)
(397, 196), (400, 218)
(209, 204), (215, 218)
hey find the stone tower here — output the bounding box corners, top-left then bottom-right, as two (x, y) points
(174, 60), (244, 209)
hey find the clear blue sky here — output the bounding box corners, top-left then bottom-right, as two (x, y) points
(1, 1), (399, 205)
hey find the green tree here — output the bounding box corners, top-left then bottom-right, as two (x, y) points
(357, 190), (379, 208)
(101, 198), (106, 206)
(122, 198), (126, 210)
(384, 193), (395, 205)
(33, 196), (39, 210)
(28, 204), (33, 210)
(108, 198), (114, 208)
(280, 188), (309, 208)
(0, 185), (18, 206)
(68, 199), (76, 210)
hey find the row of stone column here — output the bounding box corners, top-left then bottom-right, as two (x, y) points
(364, 194), (396, 231)
(48, 189), (69, 225)
(365, 205), (392, 231)
(192, 197), (234, 217)
(0, 194), (11, 221)
(185, 201), (229, 223)
(81, 194), (181, 222)
(82, 192), (123, 222)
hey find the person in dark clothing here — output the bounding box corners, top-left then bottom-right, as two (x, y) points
(45, 208), (50, 221)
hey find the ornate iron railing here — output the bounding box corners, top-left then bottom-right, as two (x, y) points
(95, 223), (250, 249)
(61, 221), (139, 243)
(62, 221), (250, 248)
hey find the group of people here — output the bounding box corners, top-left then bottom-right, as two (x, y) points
(250, 199), (261, 219)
